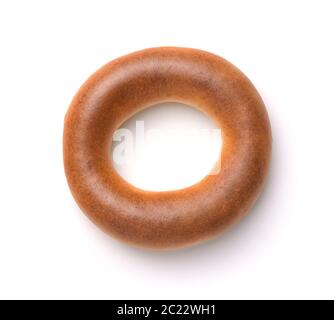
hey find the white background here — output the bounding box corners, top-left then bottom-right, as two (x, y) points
(0, 0), (334, 300)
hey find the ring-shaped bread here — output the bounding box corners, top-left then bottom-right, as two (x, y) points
(63, 47), (272, 249)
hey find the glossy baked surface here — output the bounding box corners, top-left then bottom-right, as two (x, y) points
(63, 47), (272, 249)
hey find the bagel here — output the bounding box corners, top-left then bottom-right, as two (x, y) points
(63, 47), (271, 250)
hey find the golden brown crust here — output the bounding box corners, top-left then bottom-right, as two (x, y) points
(63, 47), (272, 250)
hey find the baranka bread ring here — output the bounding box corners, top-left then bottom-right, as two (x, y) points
(63, 47), (271, 250)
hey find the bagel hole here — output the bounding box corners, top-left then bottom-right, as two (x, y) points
(111, 102), (223, 192)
